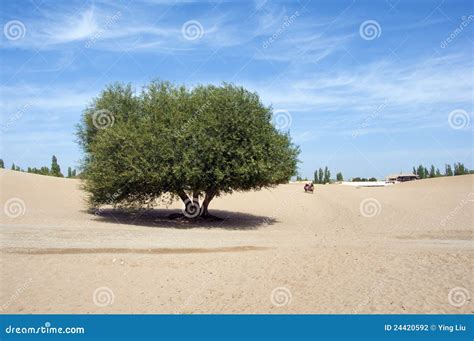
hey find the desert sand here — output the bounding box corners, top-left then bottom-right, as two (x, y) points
(0, 169), (472, 314)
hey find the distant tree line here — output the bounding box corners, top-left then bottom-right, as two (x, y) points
(289, 161), (472, 184)
(312, 166), (343, 184)
(351, 177), (378, 182)
(412, 162), (470, 179)
(0, 156), (78, 178)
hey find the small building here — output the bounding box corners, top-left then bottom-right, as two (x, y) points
(385, 173), (419, 183)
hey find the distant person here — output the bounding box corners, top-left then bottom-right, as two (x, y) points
(304, 182), (314, 193)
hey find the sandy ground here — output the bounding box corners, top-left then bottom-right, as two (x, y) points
(0, 169), (472, 314)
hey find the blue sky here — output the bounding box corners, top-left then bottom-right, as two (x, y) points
(1, 0), (473, 179)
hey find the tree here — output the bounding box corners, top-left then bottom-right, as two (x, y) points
(417, 164), (425, 179)
(445, 164), (453, 176)
(412, 166), (416, 175)
(336, 172), (343, 181)
(40, 166), (50, 175)
(454, 162), (468, 176)
(318, 168), (323, 185)
(77, 81), (300, 217)
(323, 166), (331, 184)
(67, 167), (72, 178)
(50, 155), (63, 177)
(435, 168), (441, 177)
(72, 169), (77, 177)
(429, 165), (436, 178)
(11, 163), (16, 171)
(314, 170), (319, 184)
(369, 177), (377, 181)
(0, 159), (4, 168)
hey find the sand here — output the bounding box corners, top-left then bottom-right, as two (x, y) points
(0, 169), (472, 314)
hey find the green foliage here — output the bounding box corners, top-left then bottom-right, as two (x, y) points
(314, 170), (319, 184)
(429, 165), (436, 178)
(2, 155), (74, 178)
(454, 162), (469, 176)
(50, 155), (63, 177)
(417, 164), (425, 179)
(352, 177), (369, 182)
(77, 81), (300, 215)
(318, 168), (323, 184)
(368, 177), (377, 181)
(0, 159), (4, 168)
(445, 164), (453, 176)
(323, 166), (330, 184)
(412, 162), (469, 178)
(336, 172), (343, 181)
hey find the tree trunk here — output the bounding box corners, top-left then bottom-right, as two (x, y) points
(177, 189), (200, 218)
(201, 189), (216, 217)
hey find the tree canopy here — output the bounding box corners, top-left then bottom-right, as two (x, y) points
(77, 81), (299, 217)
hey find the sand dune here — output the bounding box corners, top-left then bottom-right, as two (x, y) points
(0, 169), (472, 313)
